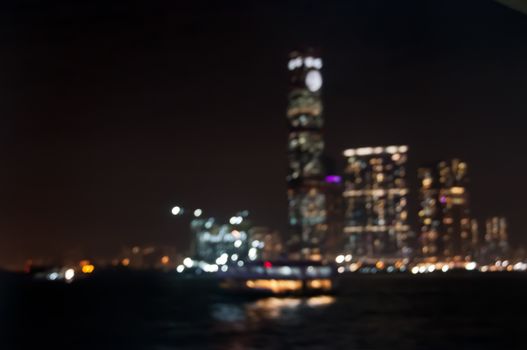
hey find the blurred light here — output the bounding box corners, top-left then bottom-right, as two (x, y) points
(234, 240), (242, 248)
(193, 209), (202, 217)
(427, 265), (435, 273)
(47, 272), (59, 281)
(237, 260), (244, 267)
(65, 269), (75, 281)
(441, 265), (449, 273)
(82, 265), (95, 274)
(411, 267), (420, 274)
(161, 256), (170, 265)
(349, 263), (360, 272)
(183, 257), (193, 268)
(221, 265), (228, 272)
(176, 265), (185, 273)
(122, 258), (130, 266)
(335, 255), (345, 264)
(248, 248), (257, 261)
(418, 266), (427, 274)
(337, 266), (345, 274)
(171, 206), (182, 216)
(231, 254), (239, 262)
(325, 175), (342, 183)
(376, 261), (385, 270)
(345, 254), (352, 262)
(216, 253), (228, 265)
(264, 261), (272, 269)
(465, 262), (477, 271)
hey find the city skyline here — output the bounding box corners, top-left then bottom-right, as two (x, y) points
(2, 0), (527, 268)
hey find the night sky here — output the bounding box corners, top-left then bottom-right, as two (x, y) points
(2, 0), (527, 268)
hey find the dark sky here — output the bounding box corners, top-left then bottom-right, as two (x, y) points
(1, 0), (527, 268)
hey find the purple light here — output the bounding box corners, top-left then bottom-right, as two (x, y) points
(325, 175), (342, 184)
(440, 196), (447, 204)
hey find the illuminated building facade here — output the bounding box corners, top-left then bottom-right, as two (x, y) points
(286, 49), (327, 260)
(481, 216), (509, 262)
(418, 159), (476, 260)
(191, 212), (251, 264)
(342, 146), (411, 260)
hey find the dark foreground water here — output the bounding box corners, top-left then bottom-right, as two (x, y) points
(1, 271), (526, 349)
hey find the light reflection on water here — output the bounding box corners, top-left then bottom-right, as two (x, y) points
(212, 296), (336, 324)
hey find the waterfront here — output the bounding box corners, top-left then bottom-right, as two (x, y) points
(1, 272), (525, 349)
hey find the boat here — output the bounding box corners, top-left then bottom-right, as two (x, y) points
(217, 260), (336, 297)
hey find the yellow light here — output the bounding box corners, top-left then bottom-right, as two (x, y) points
(375, 261), (385, 270)
(245, 279), (303, 293)
(82, 265), (95, 274)
(161, 256), (170, 265)
(451, 187), (465, 195)
(122, 258), (130, 266)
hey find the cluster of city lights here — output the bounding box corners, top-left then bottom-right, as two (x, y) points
(287, 56), (323, 71)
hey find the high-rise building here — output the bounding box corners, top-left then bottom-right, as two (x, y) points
(418, 159), (476, 260)
(481, 216), (509, 262)
(286, 49), (327, 260)
(342, 146), (411, 261)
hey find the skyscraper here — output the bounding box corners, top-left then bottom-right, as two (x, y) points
(418, 159), (476, 260)
(342, 146), (411, 261)
(481, 216), (509, 262)
(286, 49), (326, 260)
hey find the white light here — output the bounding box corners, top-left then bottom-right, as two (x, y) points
(398, 145), (409, 153)
(65, 269), (75, 281)
(193, 209), (202, 217)
(231, 254), (238, 261)
(305, 70), (322, 92)
(204, 264), (218, 273)
(221, 265), (228, 272)
(343, 149), (356, 157)
(385, 146), (398, 154)
(236, 216), (243, 224)
(216, 253), (229, 265)
(313, 58), (323, 69)
(304, 56), (314, 68)
(418, 266), (427, 274)
(183, 257), (193, 268)
(335, 255), (345, 264)
(337, 266), (345, 274)
(248, 248), (257, 261)
(234, 240), (242, 248)
(230, 216), (242, 225)
(465, 262), (477, 271)
(47, 272), (59, 281)
(237, 260), (244, 267)
(345, 254), (352, 262)
(411, 266), (420, 274)
(502, 260), (509, 267)
(387, 266), (395, 273)
(171, 206), (182, 216)
(252, 240), (260, 248)
(205, 219), (213, 229)
(427, 265), (435, 273)
(356, 147), (374, 156)
(176, 265), (185, 273)
(288, 59), (295, 71)
(441, 265), (449, 273)
(480, 266), (489, 273)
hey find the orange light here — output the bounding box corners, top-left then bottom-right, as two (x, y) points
(376, 261), (385, 270)
(79, 260), (90, 267)
(122, 258), (130, 266)
(161, 256), (170, 265)
(82, 264), (95, 274)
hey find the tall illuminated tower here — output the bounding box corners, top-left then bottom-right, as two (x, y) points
(418, 159), (475, 260)
(286, 49), (326, 260)
(342, 146), (411, 261)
